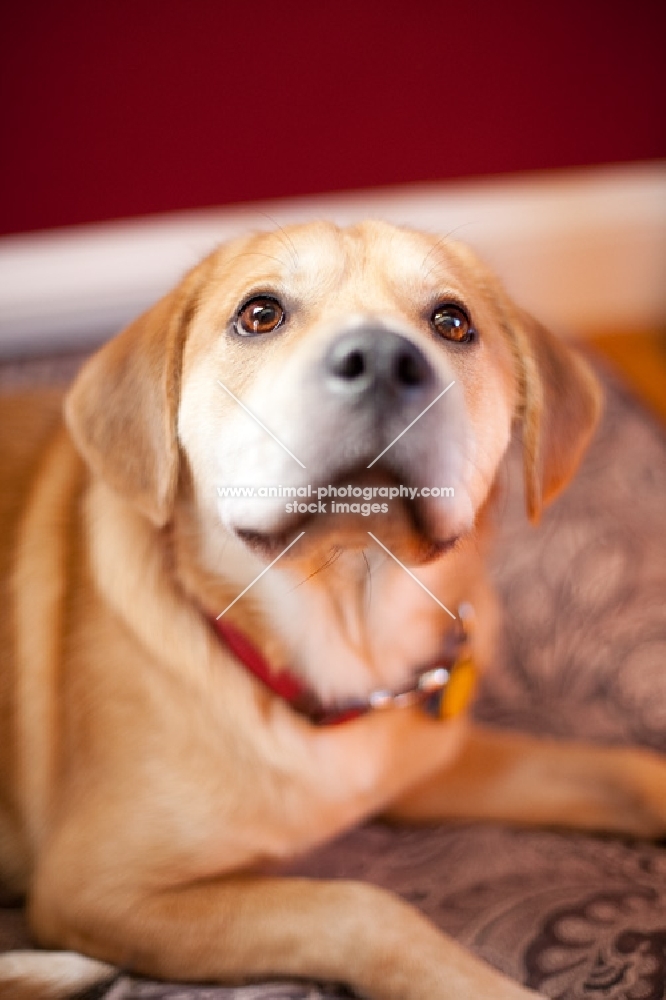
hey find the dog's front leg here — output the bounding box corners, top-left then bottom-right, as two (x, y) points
(18, 706), (546, 999)
(387, 722), (666, 838)
(30, 873), (542, 1000)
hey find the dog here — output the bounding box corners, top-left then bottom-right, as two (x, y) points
(1, 220), (665, 1000)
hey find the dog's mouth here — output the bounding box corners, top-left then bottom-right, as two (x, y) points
(233, 465), (462, 564)
(236, 525), (460, 564)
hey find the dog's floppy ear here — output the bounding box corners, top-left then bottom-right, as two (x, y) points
(65, 269), (202, 527)
(512, 309), (602, 523)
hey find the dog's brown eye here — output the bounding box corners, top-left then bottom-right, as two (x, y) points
(235, 297), (285, 336)
(431, 304), (474, 343)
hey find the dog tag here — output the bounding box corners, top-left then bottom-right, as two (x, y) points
(439, 655), (477, 719)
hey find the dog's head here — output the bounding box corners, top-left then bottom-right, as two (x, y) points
(66, 221), (601, 571)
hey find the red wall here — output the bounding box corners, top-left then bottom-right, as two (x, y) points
(1, 0), (664, 237)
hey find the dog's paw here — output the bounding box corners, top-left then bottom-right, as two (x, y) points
(614, 746), (666, 840)
(0, 950), (116, 1000)
(636, 749), (666, 838)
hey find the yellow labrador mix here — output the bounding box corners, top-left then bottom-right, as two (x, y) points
(1, 221), (665, 1000)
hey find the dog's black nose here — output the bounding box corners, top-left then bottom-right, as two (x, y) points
(325, 329), (433, 397)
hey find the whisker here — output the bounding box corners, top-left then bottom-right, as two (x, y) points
(420, 235), (451, 275)
(292, 546), (344, 589)
(258, 212), (300, 269)
(361, 549), (372, 612)
(420, 224), (474, 280)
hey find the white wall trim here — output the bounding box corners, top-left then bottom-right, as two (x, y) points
(1, 162), (664, 357)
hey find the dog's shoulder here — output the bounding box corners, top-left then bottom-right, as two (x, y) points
(0, 387), (68, 589)
(0, 389), (66, 487)
(0, 388), (70, 894)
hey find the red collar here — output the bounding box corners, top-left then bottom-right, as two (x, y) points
(210, 614), (470, 726)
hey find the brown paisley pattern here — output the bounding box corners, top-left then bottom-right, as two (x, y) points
(1, 354), (665, 999)
(524, 889), (666, 999)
